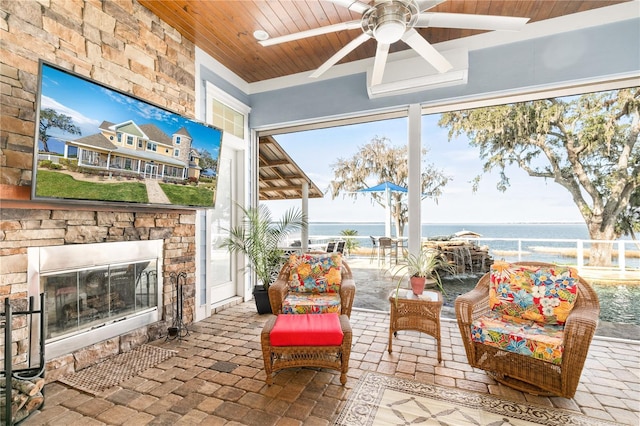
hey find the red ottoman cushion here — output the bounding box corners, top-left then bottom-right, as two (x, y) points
(270, 313), (344, 346)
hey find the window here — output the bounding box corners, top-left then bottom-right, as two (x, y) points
(174, 149), (180, 157)
(176, 136), (181, 144)
(147, 142), (157, 152)
(117, 133), (122, 142)
(126, 135), (134, 145)
(212, 99), (244, 138)
(138, 140), (143, 148)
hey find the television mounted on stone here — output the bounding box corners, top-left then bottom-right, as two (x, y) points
(31, 60), (222, 208)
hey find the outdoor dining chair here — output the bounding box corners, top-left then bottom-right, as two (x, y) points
(377, 237), (398, 265)
(369, 236), (378, 263)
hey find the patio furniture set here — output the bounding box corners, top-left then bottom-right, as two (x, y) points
(260, 253), (600, 399)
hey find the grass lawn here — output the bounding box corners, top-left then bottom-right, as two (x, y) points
(35, 170), (148, 203)
(160, 183), (214, 207)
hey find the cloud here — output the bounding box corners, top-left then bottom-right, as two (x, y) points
(40, 95), (100, 138)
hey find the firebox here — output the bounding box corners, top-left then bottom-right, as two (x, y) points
(28, 240), (163, 360)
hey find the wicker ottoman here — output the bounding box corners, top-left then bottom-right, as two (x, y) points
(261, 314), (352, 385)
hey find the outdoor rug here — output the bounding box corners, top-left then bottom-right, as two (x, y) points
(58, 344), (177, 395)
(334, 372), (620, 426)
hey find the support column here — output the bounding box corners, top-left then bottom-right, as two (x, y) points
(301, 181), (309, 252)
(408, 104), (422, 257)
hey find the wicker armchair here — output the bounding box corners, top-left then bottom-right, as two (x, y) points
(269, 257), (356, 318)
(455, 261), (600, 398)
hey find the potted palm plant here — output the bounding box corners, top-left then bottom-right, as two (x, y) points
(220, 204), (307, 314)
(392, 247), (454, 296)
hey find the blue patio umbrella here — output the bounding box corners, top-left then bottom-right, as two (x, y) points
(357, 181), (407, 237)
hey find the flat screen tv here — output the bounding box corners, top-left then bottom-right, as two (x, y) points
(32, 61), (222, 208)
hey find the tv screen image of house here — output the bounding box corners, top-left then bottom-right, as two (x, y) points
(32, 61), (223, 208)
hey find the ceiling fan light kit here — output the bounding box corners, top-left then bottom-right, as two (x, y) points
(363, 0), (418, 44)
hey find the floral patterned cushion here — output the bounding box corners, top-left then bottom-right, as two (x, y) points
(471, 311), (565, 365)
(282, 293), (341, 315)
(489, 261), (579, 325)
(288, 253), (342, 293)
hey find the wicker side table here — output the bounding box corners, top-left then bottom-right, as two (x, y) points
(388, 289), (442, 362)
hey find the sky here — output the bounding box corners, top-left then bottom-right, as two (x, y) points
(38, 63), (222, 159)
(262, 114), (585, 224)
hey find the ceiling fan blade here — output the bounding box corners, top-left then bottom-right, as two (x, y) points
(326, 0), (370, 14)
(401, 28), (453, 73)
(371, 43), (390, 86)
(415, 0), (446, 12)
(310, 33), (371, 78)
(259, 20), (361, 46)
(415, 12), (530, 31)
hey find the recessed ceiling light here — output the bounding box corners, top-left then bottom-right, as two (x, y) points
(253, 30), (269, 41)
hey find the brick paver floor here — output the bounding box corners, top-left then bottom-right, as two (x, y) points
(22, 302), (640, 425)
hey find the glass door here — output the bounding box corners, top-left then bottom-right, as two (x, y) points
(206, 142), (237, 305)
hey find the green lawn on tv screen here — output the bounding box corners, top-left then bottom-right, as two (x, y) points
(160, 183), (214, 207)
(35, 170), (149, 203)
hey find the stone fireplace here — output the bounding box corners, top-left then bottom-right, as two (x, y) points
(28, 240), (163, 360)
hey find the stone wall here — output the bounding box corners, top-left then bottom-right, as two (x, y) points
(0, 0), (198, 380)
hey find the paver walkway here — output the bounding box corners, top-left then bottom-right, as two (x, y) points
(144, 179), (171, 204)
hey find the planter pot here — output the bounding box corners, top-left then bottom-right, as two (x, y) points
(253, 285), (272, 314)
(410, 276), (426, 295)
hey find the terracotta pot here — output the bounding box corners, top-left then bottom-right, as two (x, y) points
(410, 276), (426, 295)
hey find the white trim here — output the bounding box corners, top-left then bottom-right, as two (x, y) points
(254, 107), (408, 134)
(248, 1), (638, 94)
(420, 73), (640, 115)
(196, 46), (250, 94)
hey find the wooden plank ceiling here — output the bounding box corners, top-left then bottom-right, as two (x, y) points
(259, 136), (324, 200)
(139, 0), (627, 83)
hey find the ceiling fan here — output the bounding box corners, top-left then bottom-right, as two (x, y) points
(259, 0), (530, 85)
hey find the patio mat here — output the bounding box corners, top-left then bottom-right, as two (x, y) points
(334, 372), (619, 426)
(58, 344), (177, 395)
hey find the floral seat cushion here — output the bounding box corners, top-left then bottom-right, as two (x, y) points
(489, 261), (579, 326)
(471, 311), (565, 365)
(288, 253), (342, 293)
(282, 293), (341, 315)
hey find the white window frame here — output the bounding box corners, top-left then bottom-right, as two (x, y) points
(193, 82), (251, 322)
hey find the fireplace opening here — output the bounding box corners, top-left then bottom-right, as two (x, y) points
(43, 261), (157, 342)
(28, 240), (163, 360)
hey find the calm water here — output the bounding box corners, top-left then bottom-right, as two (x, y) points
(300, 222), (637, 267)
(307, 222), (593, 243)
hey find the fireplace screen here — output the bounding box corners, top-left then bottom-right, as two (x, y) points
(42, 261), (157, 341)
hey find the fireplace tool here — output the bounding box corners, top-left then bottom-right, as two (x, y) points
(166, 271), (189, 341)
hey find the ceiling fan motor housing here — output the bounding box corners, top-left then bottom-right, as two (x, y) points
(362, 0), (419, 44)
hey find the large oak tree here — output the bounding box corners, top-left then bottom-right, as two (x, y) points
(39, 108), (81, 152)
(438, 88), (639, 266)
(330, 136), (451, 237)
